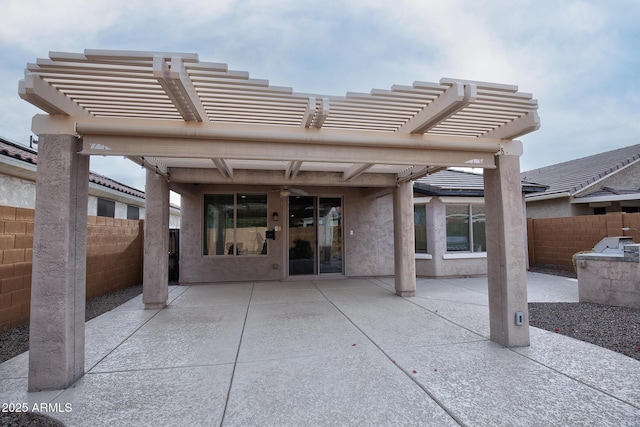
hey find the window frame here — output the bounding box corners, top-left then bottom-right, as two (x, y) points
(97, 198), (115, 218)
(203, 192), (268, 257)
(413, 203), (429, 255)
(127, 204), (140, 220)
(445, 203), (486, 254)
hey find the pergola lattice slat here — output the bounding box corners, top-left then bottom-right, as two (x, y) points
(20, 49), (539, 181)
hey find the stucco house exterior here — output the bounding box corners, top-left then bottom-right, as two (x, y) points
(18, 49), (540, 390)
(0, 136), (181, 226)
(412, 169), (545, 277)
(521, 144), (640, 218)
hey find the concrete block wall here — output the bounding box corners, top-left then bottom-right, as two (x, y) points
(0, 205), (144, 331)
(0, 206), (34, 331)
(86, 216), (144, 299)
(527, 212), (640, 269)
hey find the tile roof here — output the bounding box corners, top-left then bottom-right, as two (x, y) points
(521, 144), (640, 199)
(0, 137), (38, 164)
(414, 168), (546, 196)
(0, 136), (145, 199)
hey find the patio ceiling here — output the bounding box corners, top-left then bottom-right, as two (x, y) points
(19, 49), (540, 187)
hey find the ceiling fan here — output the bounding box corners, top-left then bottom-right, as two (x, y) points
(271, 187), (308, 197)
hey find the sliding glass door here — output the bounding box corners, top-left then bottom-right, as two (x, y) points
(288, 196), (316, 275)
(318, 198), (342, 274)
(288, 196), (343, 276)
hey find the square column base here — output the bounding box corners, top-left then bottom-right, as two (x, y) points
(396, 290), (415, 297)
(145, 302), (168, 310)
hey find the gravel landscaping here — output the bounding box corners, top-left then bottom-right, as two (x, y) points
(529, 302), (640, 361)
(0, 411), (66, 427)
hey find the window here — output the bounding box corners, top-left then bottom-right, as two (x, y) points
(203, 193), (267, 256)
(97, 198), (115, 218)
(414, 204), (428, 254)
(446, 204), (486, 252)
(127, 205), (140, 220)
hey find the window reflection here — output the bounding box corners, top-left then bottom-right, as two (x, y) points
(445, 204), (485, 252)
(203, 193), (267, 256)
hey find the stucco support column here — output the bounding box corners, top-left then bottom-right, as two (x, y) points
(143, 168), (169, 309)
(484, 154), (530, 347)
(29, 134), (89, 391)
(393, 181), (416, 296)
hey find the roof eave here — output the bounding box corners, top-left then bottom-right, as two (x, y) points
(572, 157), (640, 197)
(571, 193), (640, 204)
(525, 192), (571, 202)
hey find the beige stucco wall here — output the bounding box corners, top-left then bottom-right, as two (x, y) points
(525, 196), (591, 218)
(0, 174), (36, 209)
(415, 197), (488, 277)
(0, 168), (165, 223)
(179, 184), (284, 283)
(178, 185), (395, 283)
(87, 196), (148, 220)
(594, 161), (640, 189)
(344, 191), (394, 277)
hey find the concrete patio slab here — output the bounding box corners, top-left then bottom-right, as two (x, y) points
(250, 288), (327, 304)
(391, 340), (639, 426)
(112, 285), (186, 311)
(1, 272), (638, 426)
(52, 365), (233, 427)
(92, 305), (247, 372)
(525, 274), (579, 302)
(85, 309), (160, 371)
(514, 329), (640, 406)
(408, 297), (492, 337)
(329, 297), (484, 350)
(170, 283), (253, 308)
(238, 300), (376, 362)
(224, 352), (459, 426)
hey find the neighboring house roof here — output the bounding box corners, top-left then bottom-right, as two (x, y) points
(521, 144), (640, 201)
(413, 168), (546, 197)
(0, 139), (38, 164)
(0, 136), (145, 199)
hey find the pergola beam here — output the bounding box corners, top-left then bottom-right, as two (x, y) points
(311, 98), (329, 128)
(169, 168), (396, 187)
(343, 163), (374, 181)
(19, 74), (90, 116)
(126, 156), (168, 176)
(396, 165), (445, 183)
(37, 115), (506, 151)
(212, 158), (233, 178)
(397, 82), (476, 134)
(78, 135), (497, 169)
(482, 111), (540, 140)
(285, 160), (303, 179)
(301, 97), (316, 127)
(153, 56), (208, 121)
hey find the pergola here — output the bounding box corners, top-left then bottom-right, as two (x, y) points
(19, 49), (539, 391)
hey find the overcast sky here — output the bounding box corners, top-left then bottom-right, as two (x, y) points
(1, 0), (639, 192)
